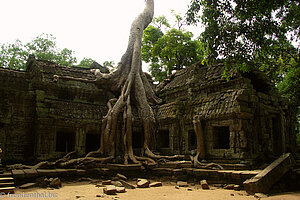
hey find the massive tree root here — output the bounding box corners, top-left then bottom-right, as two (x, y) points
(192, 115), (223, 170)
(85, 0), (178, 165)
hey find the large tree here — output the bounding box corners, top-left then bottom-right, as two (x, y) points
(186, 0), (299, 76)
(85, 0), (179, 164)
(142, 14), (203, 82)
(0, 34), (77, 70)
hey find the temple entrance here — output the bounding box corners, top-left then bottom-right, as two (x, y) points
(85, 132), (101, 154)
(213, 126), (230, 149)
(56, 131), (75, 152)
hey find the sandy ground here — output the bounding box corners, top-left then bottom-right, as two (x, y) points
(3, 181), (300, 200)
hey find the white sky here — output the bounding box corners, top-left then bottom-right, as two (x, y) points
(0, 0), (203, 68)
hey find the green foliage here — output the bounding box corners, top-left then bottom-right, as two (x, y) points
(186, 0), (299, 69)
(0, 33), (77, 70)
(152, 16), (171, 29)
(0, 40), (28, 70)
(142, 14), (203, 82)
(77, 57), (95, 68)
(186, 0), (299, 102)
(102, 61), (115, 68)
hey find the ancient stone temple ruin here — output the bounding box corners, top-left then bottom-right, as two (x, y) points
(0, 57), (296, 165)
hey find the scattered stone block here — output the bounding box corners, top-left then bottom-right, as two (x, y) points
(37, 177), (51, 188)
(102, 180), (112, 185)
(120, 180), (136, 189)
(103, 185), (117, 195)
(116, 173), (127, 181)
(23, 168), (38, 179)
(11, 170), (25, 179)
(177, 181), (188, 187)
(111, 181), (123, 187)
(224, 184), (235, 190)
(200, 180), (210, 190)
(254, 193), (268, 198)
(49, 177), (62, 189)
(243, 153), (296, 194)
(19, 182), (37, 189)
(137, 179), (150, 188)
(150, 182), (162, 187)
(116, 186), (126, 193)
(234, 185), (241, 191)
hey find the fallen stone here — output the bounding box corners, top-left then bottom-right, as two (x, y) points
(103, 185), (117, 195)
(119, 180), (136, 189)
(19, 182), (37, 189)
(12, 169), (25, 179)
(116, 186), (126, 193)
(150, 182), (162, 187)
(213, 184), (223, 188)
(187, 188), (193, 191)
(200, 180), (210, 190)
(177, 181), (188, 187)
(116, 173), (127, 181)
(243, 153), (296, 194)
(137, 179), (150, 188)
(175, 185), (180, 189)
(111, 181), (123, 187)
(23, 168), (38, 179)
(254, 193), (268, 198)
(234, 185), (241, 191)
(224, 184), (235, 190)
(36, 176), (48, 187)
(78, 177), (92, 182)
(102, 180), (112, 185)
(49, 177), (62, 189)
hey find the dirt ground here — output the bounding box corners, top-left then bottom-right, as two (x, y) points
(5, 181), (300, 200)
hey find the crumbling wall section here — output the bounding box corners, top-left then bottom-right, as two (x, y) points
(0, 68), (35, 163)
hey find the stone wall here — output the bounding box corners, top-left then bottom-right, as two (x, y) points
(0, 59), (114, 163)
(0, 59), (296, 165)
(156, 62), (296, 164)
(0, 68), (35, 163)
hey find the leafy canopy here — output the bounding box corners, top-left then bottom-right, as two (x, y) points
(186, 0), (299, 100)
(0, 34), (77, 70)
(142, 13), (203, 82)
(186, 0), (299, 69)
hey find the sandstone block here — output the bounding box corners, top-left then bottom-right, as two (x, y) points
(103, 185), (117, 195)
(120, 180), (136, 189)
(150, 182), (163, 187)
(200, 180), (210, 190)
(137, 179), (150, 188)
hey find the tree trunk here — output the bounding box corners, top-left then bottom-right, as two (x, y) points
(87, 0), (165, 164)
(192, 115), (223, 170)
(193, 115), (205, 160)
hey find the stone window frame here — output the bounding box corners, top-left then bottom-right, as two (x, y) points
(206, 120), (235, 158)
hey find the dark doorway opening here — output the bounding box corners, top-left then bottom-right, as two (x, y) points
(188, 129), (197, 150)
(56, 131), (75, 152)
(272, 116), (283, 155)
(213, 126), (230, 149)
(158, 130), (170, 148)
(86, 133), (101, 153)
